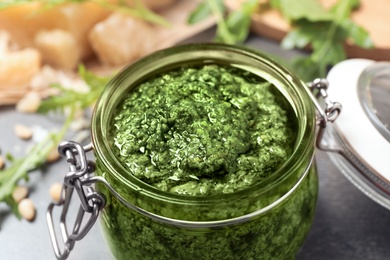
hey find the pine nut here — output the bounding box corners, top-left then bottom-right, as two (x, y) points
(16, 91), (41, 113)
(49, 182), (63, 203)
(18, 198), (36, 221)
(46, 148), (60, 163)
(14, 124), (33, 140)
(0, 155), (4, 169)
(12, 186), (29, 203)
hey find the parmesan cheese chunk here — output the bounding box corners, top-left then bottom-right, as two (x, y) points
(89, 13), (156, 66)
(0, 2), (110, 60)
(0, 48), (41, 89)
(34, 29), (79, 70)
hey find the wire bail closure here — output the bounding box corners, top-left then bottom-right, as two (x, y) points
(46, 141), (106, 260)
(306, 78), (342, 151)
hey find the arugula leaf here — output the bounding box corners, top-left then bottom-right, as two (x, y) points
(340, 18), (373, 48)
(202, 0), (233, 43)
(215, 0), (258, 43)
(0, 107), (75, 218)
(275, 0), (333, 22)
(38, 65), (111, 113)
(1, 66), (111, 219)
(329, 0), (373, 48)
(37, 84), (79, 113)
(277, 0), (373, 81)
(189, 0), (373, 81)
(5, 153), (14, 162)
(329, 0), (360, 19)
(280, 28), (312, 50)
(188, 0), (258, 44)
(187, 1), (213, 25)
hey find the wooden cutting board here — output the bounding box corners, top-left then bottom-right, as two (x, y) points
(228, 0), (390, 61)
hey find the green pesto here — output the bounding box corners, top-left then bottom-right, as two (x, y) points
(111, 65), (295, 195)
(97, 63), (318, 260)
(98, 165), (317, 260)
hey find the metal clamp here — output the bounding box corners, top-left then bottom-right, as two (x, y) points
(307, 78), (342, 151)
(46, 141), (106, 260)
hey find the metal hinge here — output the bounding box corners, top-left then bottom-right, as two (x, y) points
(307, 78), (343, 152)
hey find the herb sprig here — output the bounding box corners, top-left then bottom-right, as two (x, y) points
(272, 0), (373, 81)
(0, 0), (169, 26)
(189, 0), (373, 81)
(0, 66), (111, 218)
(188, 0), (258, 44)
(38, 65), (110, 113)
(0, 108), (75, 218)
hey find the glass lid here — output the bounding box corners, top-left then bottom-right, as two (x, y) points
(324, 59), (390, 210)
(358, 63), (390, 143)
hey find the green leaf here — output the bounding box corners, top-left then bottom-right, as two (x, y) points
(187, 1), (212, 24)
(211, 0), (225, 14)
(281, 20), (331, 49)
(0, 107), (75, 218)
(291, 57), (326, 82)
(0, 135), (55, 213)
(277, 0), (333, 22)
(329, 0), (360, 20)
(269, 0), (281, 9)
(103, 1), (170, 27)
(38, 65), (111, 114)
(0, 159), (27, 201)
(281, 19), (342, 80)
(212, 0), (257, 44)
(5, 197), (22, 219)
(5, 153), (14, 162)
(340, 18), (374, 48)
(281, 29), (311, 49)
(224, 11), (251, 43)
(312, 39), (346, 67)
(220, 0), (257, 43)
(276, 0), (374, 81)
(239, 0), (258, 14)
(190, 0), (225, 22)
(78, 64), (111, 89)
(1, 65), (110, 219)
(37, 87), (77, 113)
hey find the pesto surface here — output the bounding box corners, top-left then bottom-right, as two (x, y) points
(98, 62), (317, 260)
(111, 65), (294, 195)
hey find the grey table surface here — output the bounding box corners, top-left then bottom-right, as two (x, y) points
(1, 28), (390, 260)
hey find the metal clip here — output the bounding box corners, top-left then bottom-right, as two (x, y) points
(46, 141), (106, 260)
(306, 78), (342, 151)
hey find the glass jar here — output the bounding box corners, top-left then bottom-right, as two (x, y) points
(90, 43), (318, 260)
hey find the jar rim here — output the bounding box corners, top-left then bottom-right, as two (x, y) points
(91, 43), (316, 207)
